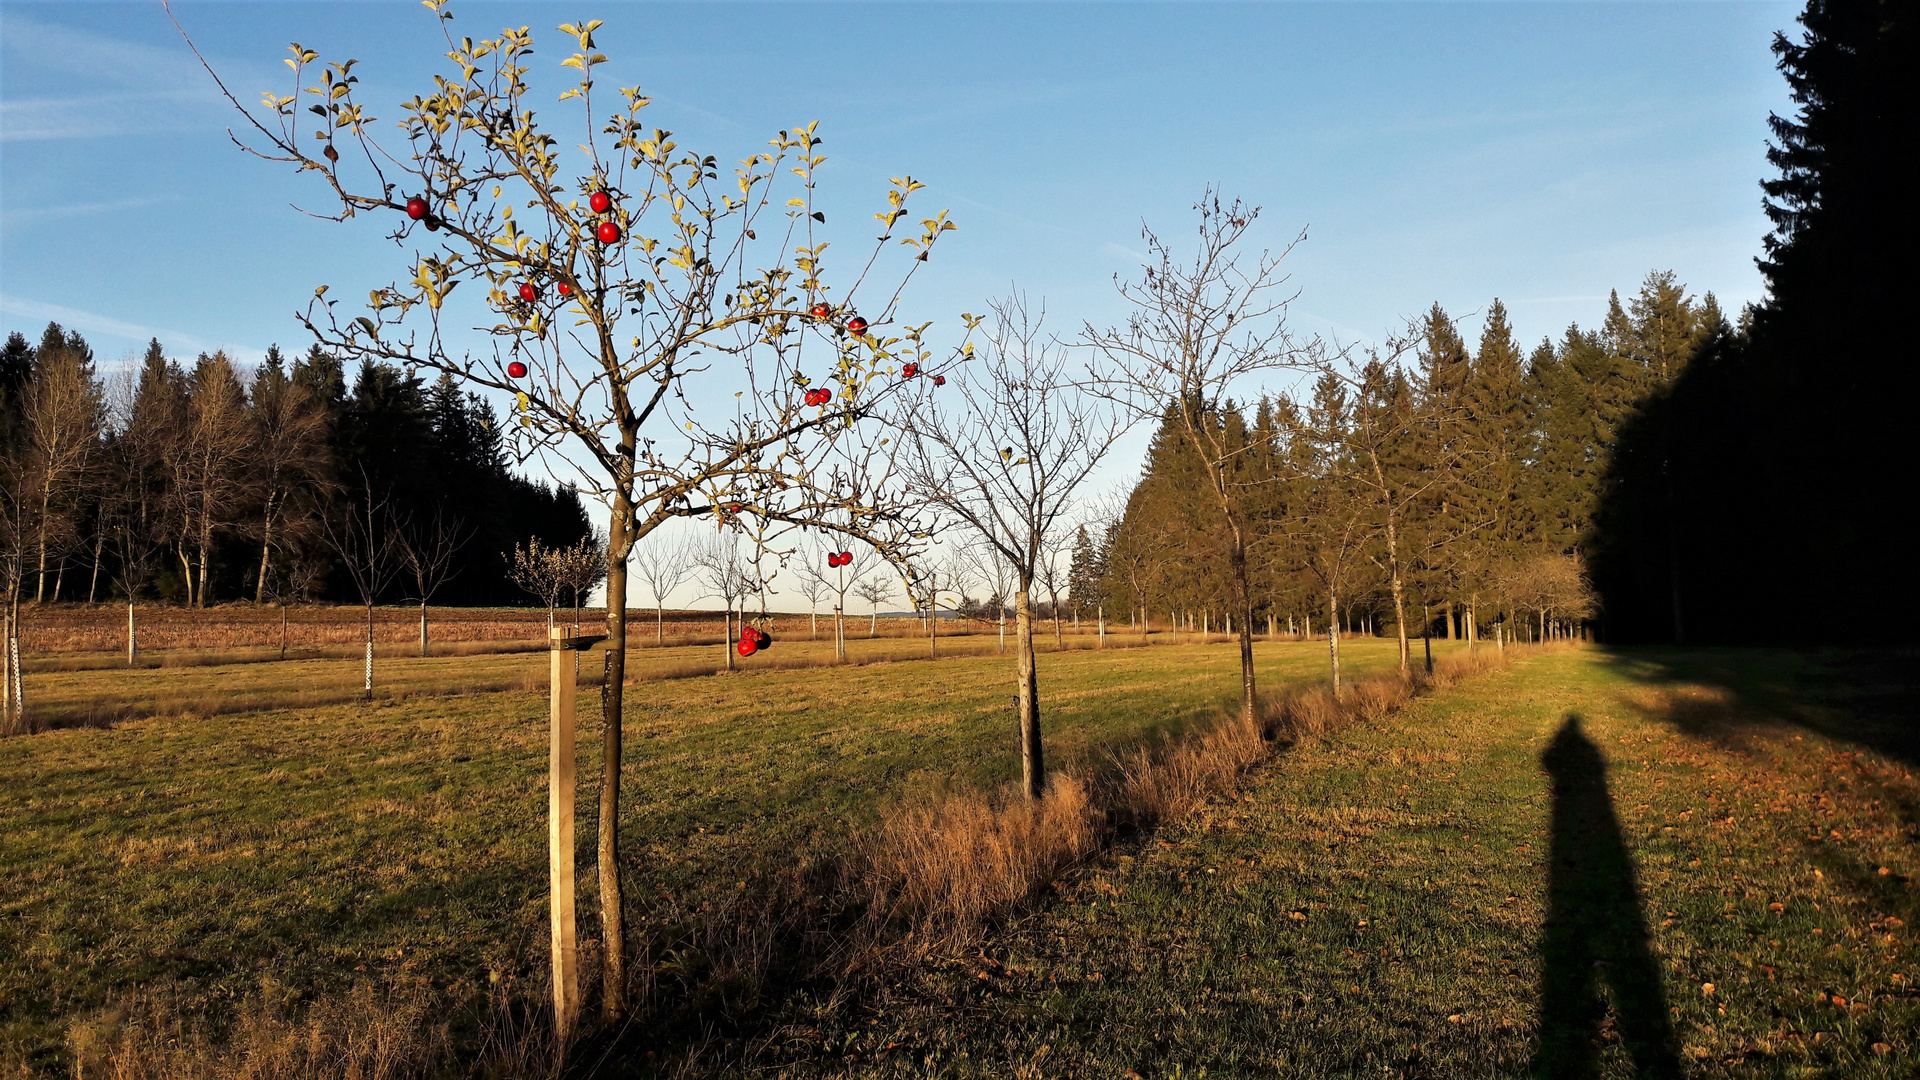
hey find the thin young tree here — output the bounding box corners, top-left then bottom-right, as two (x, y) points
(901, 294), (1126, 800)
(694, 533), (754, 671)
(188, 10), (964, 1012)
(558, 532), (608, 631)
(248, 346), (334, 603)
(791, 540), (836, 641)
(1280, 371), (1373, 694)
(397, 509), (472, 654)
(853, 572), (892, 638)
(509, 538), (569, 628)
(631, 532), (694, 645)
(323, 473), (403, 700)
(1084, 191), (1320, 723)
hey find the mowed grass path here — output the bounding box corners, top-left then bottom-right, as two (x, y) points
(789, 647), (1920, 1080)
(0, 636), (1405, 1069)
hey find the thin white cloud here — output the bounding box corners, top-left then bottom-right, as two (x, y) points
(0, 11), (269, 142)
(0, 195), (169, 225)
(0, 292), (263, 363)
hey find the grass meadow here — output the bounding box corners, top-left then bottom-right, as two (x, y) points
(762, 647), (1920, 1079)
(8, 628), (1913, 1079)
(0, 628), (1408, 1075)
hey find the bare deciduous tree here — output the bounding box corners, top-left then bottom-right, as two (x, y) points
(509, 537), (570, 629)
(248, 350), (334, 603)
(397, 509), (472, 654)
(631, 533), (695, 645)
(1085, 191), (1319, 723)
(323, 472), (403, 700)
(853, 573), (893, 637)
(901, 294), (1126, 799)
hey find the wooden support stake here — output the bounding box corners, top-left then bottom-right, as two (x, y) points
(549, 628), (581, 1045)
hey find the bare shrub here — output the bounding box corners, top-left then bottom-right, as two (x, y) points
(863, 774), (1100, 946)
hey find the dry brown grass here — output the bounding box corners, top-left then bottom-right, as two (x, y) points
(39, 643), (1516, 1079)
(846, 646), (1517, 959)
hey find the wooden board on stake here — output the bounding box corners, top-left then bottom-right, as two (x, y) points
(548, 628), (604, 1045)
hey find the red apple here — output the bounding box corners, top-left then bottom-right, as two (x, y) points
(424, 214), (442, 232)
(557, 281), (573, 296)
(406, 196), (428, 220)
(507, 361), (528, 379)
(839, 550), (852, 563)
(596, 220), (622, 244)
(846, 316), (869, 334)
(737, 637), (757, 657)
(810, 302), (831, 320)
(518, 282), (538, 302)
(590, 190), (613, 214)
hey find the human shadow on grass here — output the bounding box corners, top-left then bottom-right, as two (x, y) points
(1534, 714), (1681, 1080)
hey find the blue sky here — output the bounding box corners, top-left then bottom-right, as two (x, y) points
(0, 0), (1797, 602)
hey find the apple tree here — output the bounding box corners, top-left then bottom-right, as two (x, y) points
(185, 4), (964, 1017)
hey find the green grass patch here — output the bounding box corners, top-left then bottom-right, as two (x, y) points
(753, 646), (1919, 1079)
(0, 636), (1406, 1072)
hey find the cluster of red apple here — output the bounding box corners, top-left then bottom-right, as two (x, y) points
(803, 387), (833, 406)
(897, 362), (945, 387)
(826, 550), (854, 568)
(736, 625), (773, 657)
(807, 302), (869, 335)
(589, 189), (622, 244)
(404, 196), (443, 232)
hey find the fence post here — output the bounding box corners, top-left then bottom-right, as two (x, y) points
(547, 628), (602, 1046)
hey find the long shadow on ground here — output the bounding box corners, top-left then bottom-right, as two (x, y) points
(1534, 714), (1681, 1080)
(1597, 646), (1920, 768)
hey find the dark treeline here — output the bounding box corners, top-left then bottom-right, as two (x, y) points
(0, 329), (591, 611)
(1088, 279), (1723, 653)
(1592, 0), (1915, 643)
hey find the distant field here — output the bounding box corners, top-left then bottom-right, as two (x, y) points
(15, 602), (952, 657)
(0, 635), (1410, 1073)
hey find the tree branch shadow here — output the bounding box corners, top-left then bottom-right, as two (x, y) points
(1534, 713), (1681, 1079)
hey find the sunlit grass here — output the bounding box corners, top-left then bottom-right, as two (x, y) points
(0, 635), (1410, 1072)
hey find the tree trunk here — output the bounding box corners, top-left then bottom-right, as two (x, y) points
(1226, 521), (1257, 723)
(1440, 602), (1453, 641)
(88, 532), (105, 604)
(1098, 605), (1105, 647)
(198, 520), (213, 609)
(724, 606), (735, 671)
(1326, 589), (1342, 696)
(656, 604), (664, 646)
(598, 503), (633, 1021)
(835, 605), (846, 661)
(869, 608), (877, 636)
(363, 602), (375, 701)
(1422, 602), (1434, 676)
(928, 597), (937, 659)
(255, 496), (276, 605)
(810, 605), (817, 640)
(280, 603), (288, 660)
(1466, 600), (1477, 650)
(419, 601), (429, 657)
(1015, 588), (1043, 800)
(128, 601), (137, 668)
(998, 610), (1006, 652)
(1382, 510), (1410, 675)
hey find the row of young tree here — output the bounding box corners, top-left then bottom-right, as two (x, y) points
(0, 325), (595, 652)
(1084, 271), (1726, 677)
